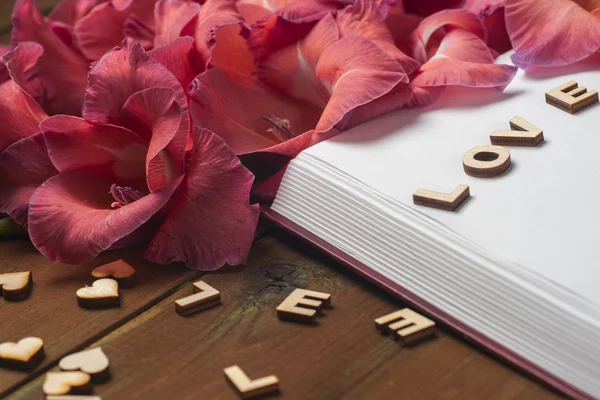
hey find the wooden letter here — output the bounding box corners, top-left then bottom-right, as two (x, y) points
(0, 271), (32, 301)
(375, 309), (436, 345)
(43, 372), (92, 396)
(175, 280), (221, 316)
(546, 80), (598, 114)
(276, 288), (331, 324)
(413, 184), (470, 211)
(59, 347), (110, 383)
(462, 145), (511, 178)
(0, 337), (44, 370)
(490, 115), (544, 147)
(76, 279), (120, 309)
(91, 260), (136, 288)
(224, 365), (279, 399)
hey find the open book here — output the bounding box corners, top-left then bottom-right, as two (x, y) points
(265, 52), (600, 399)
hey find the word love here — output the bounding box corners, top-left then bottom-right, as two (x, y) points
(413, 80), (598, 212)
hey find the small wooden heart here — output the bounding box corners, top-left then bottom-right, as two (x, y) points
(91, 260), (136, 288)
(59, 347), (110, 383)
(76, 279), (119, 309)
(0, 271), (32, 301)
(43, 371), (92, 396)
(0, 337), (44, 370)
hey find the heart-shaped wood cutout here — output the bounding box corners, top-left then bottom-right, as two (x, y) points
(43, 372), (92, 396)
(91, 260), (136, 288)
(0, 337), (44, 370)
(59, 347), (110, 383)
(0, 271), (32, 301)
(76, 279), (119, 309)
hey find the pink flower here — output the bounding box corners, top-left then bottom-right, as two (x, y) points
(347, 9), (518, 127)
(27, 39), (259, 271)
(190, 1), (413, 160)
(0, 44), (56, 228)
(505, 0), (600, 67)
(463, 0), (511, 54)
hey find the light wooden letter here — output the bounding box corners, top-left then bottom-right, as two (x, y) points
(175, 280), (221, 316)
(276, 288), (331, 324)
(490, 115), (544, 147)
(413, 184), (470, 211)
(224, 365), (279, 399)
(545, 80), (598, 114)
(375, 308), (436, 345)
(462, 145), (511, 178)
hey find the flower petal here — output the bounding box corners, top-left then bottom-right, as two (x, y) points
(83, 38), (188, 138)
(315, 34), (409, 131)
(336, 0), (420, 74)
(149, 36), (201, 93)
(10, 0), (89, 115)
(145, 128), (259, 270)
(464, 0), (512, 54)
(189, 68), (321, 155)
(0, 73), (47, 152)
(154, 0), (201, 47)
(74, 0), (157, 60)
(29, 169), (183, 264)
(385, 2), (422, 45)
(404, 0), (464, 16)
(0, 133), (57, 227)
(407, 9), (487, 63)
(40, 115), (147, 180)
(506, 0), (600, 67)
(411, 29), (517, 90)
(192, 0), (254, 75)
(49, 0), (105, 26)
(254, 13), (340, 107)
(121, 87), (186, 192)
(73, 2), (130, 60)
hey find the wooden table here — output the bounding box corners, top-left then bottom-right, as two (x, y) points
(0, 1), (564, 398)
(0, 223), (562, 400)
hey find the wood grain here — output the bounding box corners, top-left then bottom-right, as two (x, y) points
(0, 240), (199, 398)
(10, 233), (562, 400)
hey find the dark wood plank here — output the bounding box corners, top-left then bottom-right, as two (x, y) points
(0, 239), (199, 398)
(11, 232), (561, 400)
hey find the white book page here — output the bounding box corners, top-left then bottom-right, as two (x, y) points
(304, 53), (600, 306)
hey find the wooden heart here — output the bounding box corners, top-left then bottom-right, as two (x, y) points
(91, 260), (136, 288)
(59, 347), (110, 383)
(0, 271), (32, 301)
(43, 372), (92, 396)
(0, 337), (44, 370)
(76, 279), (119, 309)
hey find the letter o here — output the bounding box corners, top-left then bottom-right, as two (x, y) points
(462, 145), (511, 178)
